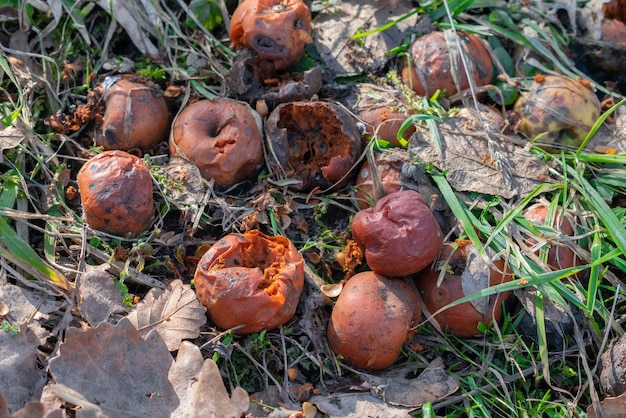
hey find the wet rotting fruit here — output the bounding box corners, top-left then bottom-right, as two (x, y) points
(265, 101), (362, 192)
(194, 230), (305, 334)
(401, 31), (493, 97)
(76, 150), (154, 237)
(417, 241), (513, 338)
(170, 98), (264, 188)
(230, 0), (312, 71)
(95, 76), (170, 152)
(513, 74), (601, 151)
(352, 151), (406, 210)
(352, 189), (444, 277)
(327, 271), (421, 370)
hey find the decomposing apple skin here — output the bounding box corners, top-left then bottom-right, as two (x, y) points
(359, 106), (415, 146)
(194, 230), (305, 334)
(352, 189), (444, 277)
(327, 271), (421, 370)
(513, 75), (601, 150)
(523, 202), (579, 273)
(230, 0), (313, 71)
(417, 241), (513, 338)
(170, 98), (264, 188)
(77, 150), (154, 237)
(265, 101), (362, 192)
(96, 77), (170, 152)
(401, 31), (493, 97)
(352, 151), (405, 210)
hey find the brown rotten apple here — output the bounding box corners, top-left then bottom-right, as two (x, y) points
(417, 241), (513, 338)
(194, 230), (304, 334)
(522, 202), (579, 274)
(352, 151), (405, 210)
(352, 189), (443, 277)
(230, 0), (312, 71)
(77, 150), (154, 236)
(327, 271), (421, 370)
(170, 98), (264, 188)
(265, 101), (362, 192)
(401, 31), (493, 97)
(96, 77), (170, 152)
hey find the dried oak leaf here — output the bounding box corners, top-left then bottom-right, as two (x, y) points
(587, 391), (626, 418)
(409, 107), (550, 199)
(0, 392), (44, 418)
(126, 280), (206, 351)
(0, 325), (47, 414)
(169, 341), (249, 418)
(77, 267), (129, 326)
(48, 318), (179, 417)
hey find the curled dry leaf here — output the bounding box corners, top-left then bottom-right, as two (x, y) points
(169, 341), (249, 418)
(126, 280), (206, 351)
(49, 318), (178, 417)
(586, 391), (626, 418)
(0, 325), (47, 414)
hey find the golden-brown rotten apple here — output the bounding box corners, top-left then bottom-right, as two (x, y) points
(76, 150), (154, 236)
(352, 189), (443, 277)
(359, 106), (415, 147)
(96, 77), (170, 152)
(352, 151), (405, 210)
(170, 98), (264, 188)
(513, 75), (601, 151)
(522, 202), (579, 273)
(265, 101), (362, 192)
(417, 241), (513, 338)
(400, 31), (493, 97)
(327, 271), (421, 370)
(230, 0), (312, 71)
(194, 230), (304, 334)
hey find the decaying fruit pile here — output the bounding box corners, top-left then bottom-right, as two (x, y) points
(5, 0), (626, 415)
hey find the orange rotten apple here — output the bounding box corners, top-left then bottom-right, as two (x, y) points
(417, 241), (514, 338)
(76, 150), (154, 236)
(327, 271), (421, 370)
(401, 31), (493, 97)
(230, 0), (312, 71)
(351, 189), (443, 277)
(194, 230), (304, 334)
(170, 98), (264, 188)
(96, 77), (170, 152)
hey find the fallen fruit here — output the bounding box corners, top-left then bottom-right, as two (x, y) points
(352, 189), (443, 277)
(95, 76), (170, 152)
(265, 101), (362, 192)
(327, 271), (421, 370)
(522, 202), (580, 274)
(359, 105), (415, 147)
(513, 74), (601, 151)
(170, 98), (264, 188)
(230, 0), (312, 71)
(76, 150), (154, 237)
(400, 31), (493, 97)
(417, 241), (513, 338)
(352, 150), (405, 210)
(194, 230), (304, 334)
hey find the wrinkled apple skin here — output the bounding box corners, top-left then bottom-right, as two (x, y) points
(327, 271), (421, 370)
(194, 230), (304, 334)
(352, 189), (443, 277)
(417, 241), (513, 338)
(230, 0), (312, 71)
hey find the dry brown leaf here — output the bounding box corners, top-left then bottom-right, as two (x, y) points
(169, 341), (249, 418)
(373, 357), (459, 407)
(0, 325), (47, 414)
(126, 279), (206, 351)
(0, 392), (45, 418)
(0, 126), (24, 162)
(312, 0), (423, 78)
(587, 391), (626, 418)
(48, 318), (178, 417)
(310, 392), (412, 418)
(409, 108), (550, 199)
(77, 268), (129, 326)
